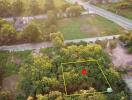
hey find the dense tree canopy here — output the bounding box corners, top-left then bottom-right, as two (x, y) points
(22, 22), (43, 43)
(0, 23), (18, 45)
(119, 32), (132, 53)
(29, 0), (42, 15)
(18, 38), (127, 99)
(19, 55), (59, 97)
(66, 5), (82, 17)
(11, 0), (25, 17)
(0, 0), (11, 17)
(44, 0), (55, 12)
(50, 32), (64, 48)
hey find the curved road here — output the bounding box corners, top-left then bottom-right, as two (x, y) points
(73, 0), (132, 30)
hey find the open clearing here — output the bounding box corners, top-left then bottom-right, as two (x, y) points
(58, 14), (124, 40)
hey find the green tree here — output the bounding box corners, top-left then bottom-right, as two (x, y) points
(109, 40), (117, 50)
(0, 0), (11, 17)
(50, 32), (64, 48)
(78, 88), (107, 100)
(22, 22), (43, 42)
(44, 0), (55, 12)
(107, 91), (128, 100)
(44, 10), (57, 37)
(11, 0), (25, 17)
(66, 5), (82, 17)
(37, 94), (48, 100)
(29, 0), (42, 15)
(19, 55), (59, 97)
(48, 91), (63, 100)
(0, 19), (7, 29)
(0, 24), (18, 45)
(36, 91), (63, 100)
(46, 10), (57, 26)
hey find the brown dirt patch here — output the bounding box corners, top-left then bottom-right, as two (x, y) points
(80, 24), (100, 36)
(2, 75), (20, 96)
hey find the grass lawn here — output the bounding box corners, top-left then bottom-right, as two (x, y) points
(0, 51), (32, 77)
(96, 1), (132, 20)
(58, 14), (124, 40)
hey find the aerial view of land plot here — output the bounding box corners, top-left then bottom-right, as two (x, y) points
(0, 0), (132, 100)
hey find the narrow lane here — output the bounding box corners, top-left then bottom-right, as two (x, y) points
(0, 35), (119, 51)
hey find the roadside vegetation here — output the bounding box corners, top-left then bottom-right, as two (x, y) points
(119, 31), (132, 54)
(0, 0), (67, 17)
(96, 0), (132, 19)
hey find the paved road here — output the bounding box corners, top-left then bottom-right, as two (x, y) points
(0, 35), (119, 52)
(3, 12), (90, 23)
(3, 14), (48, 22)
(74, 0), (132, 30)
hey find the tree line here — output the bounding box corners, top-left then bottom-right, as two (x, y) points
(0, 0), (83, 18)
(119, 31), (132, 53)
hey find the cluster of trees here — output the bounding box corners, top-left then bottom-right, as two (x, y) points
(0, 0), (24, 17)
(0, 19), (44, 45)
(27, 88), (107, 100)
(21, 22), (43, 43)
(0, 14), (58, 45)
(119, 32), (132, 53)
(0, 0), (56, 17)
(116, 0), (132, 9)
(0, 19), (18, 45)
(66, 5), (82, 17)
(0, 0), (83, 17)
(0, 0), (83, 45)
(30, 0), (83, 17)
(17, 33), (128, 100)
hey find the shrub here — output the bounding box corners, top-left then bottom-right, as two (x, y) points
(0, 91), (11, 100)
(22, 23), (43, 43)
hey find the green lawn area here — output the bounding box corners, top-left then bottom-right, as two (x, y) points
(58, 14), (124, 40)
(96, 1), (132, 20)
(0, 51), (32, 77)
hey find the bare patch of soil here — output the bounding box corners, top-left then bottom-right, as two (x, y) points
(80, 24), (100, 36)
(2, 75), (20, 97)
(110, 44), (132, 69)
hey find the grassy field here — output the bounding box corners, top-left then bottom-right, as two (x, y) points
(0, 51), (32, 77)
(58, 14), (124, 40)
(96, 1), (132, 19)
